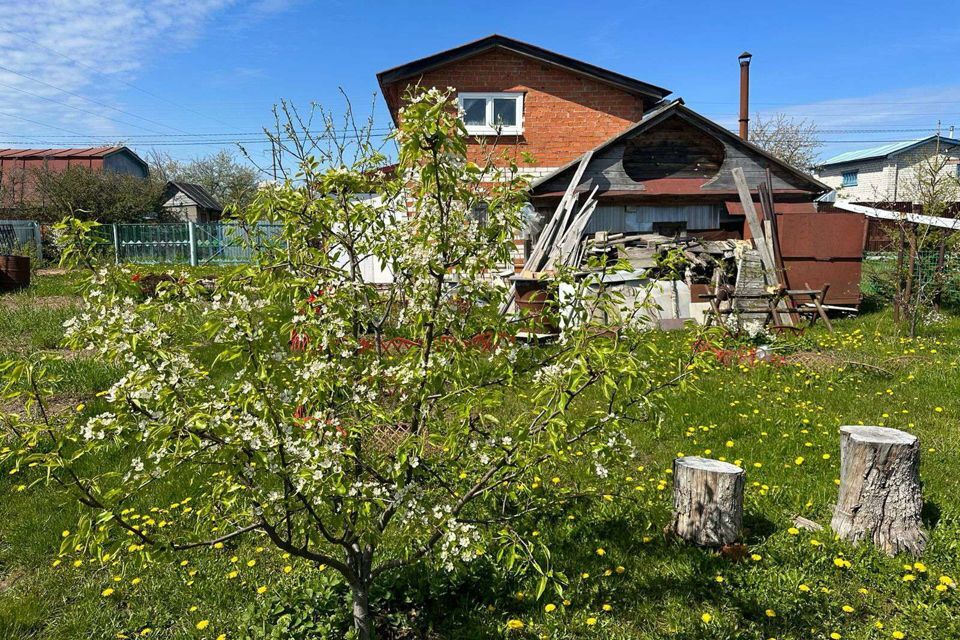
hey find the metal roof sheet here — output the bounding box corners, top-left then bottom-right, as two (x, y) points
(818, 135), (960, 167)
(0, 146), (125, 160)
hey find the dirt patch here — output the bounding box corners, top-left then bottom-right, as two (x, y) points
(1, 394), (83, 420)
(0, 568), (24, 593)
(35, 267), (68, 276)
(783, 351), (912, 376)
(0, 294), (81, 310)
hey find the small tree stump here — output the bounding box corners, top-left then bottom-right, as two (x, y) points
(668, 457), (745, 547)
(831, 425), (927, 556)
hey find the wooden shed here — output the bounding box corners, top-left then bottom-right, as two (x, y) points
(161, 182), (223, 223)
(529, 100), (867, 305)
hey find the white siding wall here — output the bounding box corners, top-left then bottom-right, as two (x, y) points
(816, 140), (960, 202)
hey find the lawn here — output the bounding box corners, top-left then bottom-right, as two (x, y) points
(1, 270), (958, 639)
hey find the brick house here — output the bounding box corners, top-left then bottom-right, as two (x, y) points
(377, 35), (866, 305)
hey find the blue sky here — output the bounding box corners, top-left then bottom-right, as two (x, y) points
(1, 0), (959, 170)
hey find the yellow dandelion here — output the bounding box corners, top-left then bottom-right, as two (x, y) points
(506, 619), (524, 630)
(701, 612), (712, 623)
(101, 588), (114, 597)
(196, 620), (210, 630)
(544, 603), (556, 613)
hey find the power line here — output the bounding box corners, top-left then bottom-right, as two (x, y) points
(0, 61), (189, 134)
(0, 78), (169, 134)
(0, 110), (89, 136)
(0, 28), (237, 130)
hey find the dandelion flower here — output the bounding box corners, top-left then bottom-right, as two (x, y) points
(544, 603), (556, 613)
(506, 619), (524, 630)
(101, 588), (114, 597)
(595, 548), (605, 556)
(196, 620), (210, 630)
(586, 617), (597, 626)
(701, 612), (712, 623)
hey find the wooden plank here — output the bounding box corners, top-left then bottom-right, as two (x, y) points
(732, 167), (777, 276)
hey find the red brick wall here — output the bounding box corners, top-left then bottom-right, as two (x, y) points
(383, 48), (645, 169)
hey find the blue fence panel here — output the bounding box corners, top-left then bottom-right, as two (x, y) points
(0, 219), (42, 257)
(113, 222), (284, 266)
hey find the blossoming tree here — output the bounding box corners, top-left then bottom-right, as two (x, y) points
(2, 89), (668, 638)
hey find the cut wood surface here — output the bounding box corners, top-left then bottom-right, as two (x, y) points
(668, 456), (745, 547)
(831, 425), (927, 556)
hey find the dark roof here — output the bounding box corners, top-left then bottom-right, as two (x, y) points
(163, 181), (222, 211)
(817, 135), (960, 168)
(376, 34), (671, 101)
(530, 99), (829, 195)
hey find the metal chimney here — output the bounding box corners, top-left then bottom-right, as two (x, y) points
(738, 52), (752, 140)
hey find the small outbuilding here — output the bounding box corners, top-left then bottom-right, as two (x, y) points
(161, 181), (223, 223)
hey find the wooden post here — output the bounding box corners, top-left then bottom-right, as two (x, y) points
(668, 457), (745, 547)
(831, 426), (927, 556)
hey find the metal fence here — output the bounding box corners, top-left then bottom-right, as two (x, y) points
(0, 219), (42, 257)
(110, 222), (284, 266)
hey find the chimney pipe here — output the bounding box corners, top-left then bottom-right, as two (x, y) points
(738, 51), (752, 140)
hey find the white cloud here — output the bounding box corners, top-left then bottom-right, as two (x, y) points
(0, 0), (240, 141)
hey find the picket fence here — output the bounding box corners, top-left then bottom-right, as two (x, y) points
(109, 222), (284, 266)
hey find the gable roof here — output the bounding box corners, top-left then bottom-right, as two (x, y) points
(163, 181), (222, 211)
(376, 34), (671, 102)
(530, 99), (829, 195)
(818, 135), (960, 168)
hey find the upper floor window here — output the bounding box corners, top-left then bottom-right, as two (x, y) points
(841, 170), (858, 187)
(458, 92), (523, 136)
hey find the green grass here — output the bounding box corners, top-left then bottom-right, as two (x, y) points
(1, 271), (959, 639)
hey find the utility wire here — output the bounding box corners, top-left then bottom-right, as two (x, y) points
(0, 62), (190, 134)
(0, 78), (170, 134)
(0, 28), (237, 130)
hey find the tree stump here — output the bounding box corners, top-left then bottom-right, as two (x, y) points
(831, 425), (927, 556)
(668, 457), (745, 547)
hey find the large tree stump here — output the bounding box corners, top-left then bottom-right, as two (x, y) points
(831, 425), (927, 556)
(668, 457), (745, 547)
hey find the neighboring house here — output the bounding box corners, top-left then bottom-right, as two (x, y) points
(814, 135), (960, 203)
(814, 136), (960, 250)
(377, 35), (866, 304)
(161, 181), (223, 222)
(0, 146), (149, 211)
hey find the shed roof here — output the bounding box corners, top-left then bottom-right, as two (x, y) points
(818, 135), (960, 168)
(377, 34), (671, 101)
(163, 181), (222, 212)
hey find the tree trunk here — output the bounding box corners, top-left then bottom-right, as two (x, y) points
(668, 457), (745, 547)
(351, 582), (373, 640)
(831, 425), (927, 556)
(349, 546), (375, 640)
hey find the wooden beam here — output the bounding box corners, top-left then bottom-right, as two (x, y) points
(732, 167), (776, 275)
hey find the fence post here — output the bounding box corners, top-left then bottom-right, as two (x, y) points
(112, 224), (120, 264)
(187, 222), (197, 267)
(33, 222), (42, 260)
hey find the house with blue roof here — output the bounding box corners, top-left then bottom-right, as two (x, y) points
(814, 135), (960, 202)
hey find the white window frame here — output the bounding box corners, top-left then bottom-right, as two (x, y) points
(458, 92), (524, 136)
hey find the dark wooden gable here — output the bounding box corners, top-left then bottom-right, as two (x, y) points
(532, 105), (826, 196)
